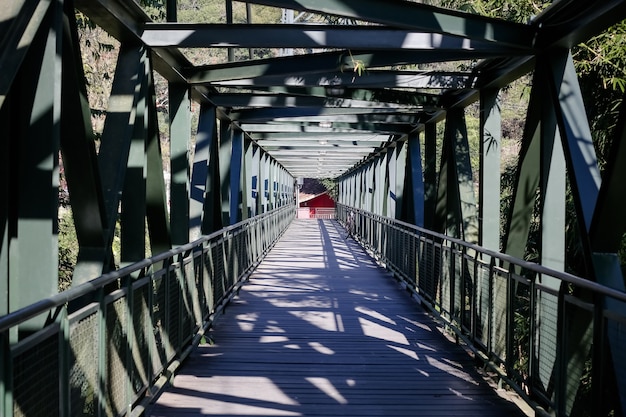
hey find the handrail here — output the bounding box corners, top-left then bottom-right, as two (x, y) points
(1, 205), (295, 417)
(387, 213), (626, 303)
(337, 203), (626, 417)
(0, 208), (287, 333)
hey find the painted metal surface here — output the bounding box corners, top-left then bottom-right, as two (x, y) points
(1, 0), (626, 414)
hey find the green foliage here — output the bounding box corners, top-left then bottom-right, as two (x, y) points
(176, 1), (282, 64)
(139, 0), (167, 22)
(574, 22), (626, 173)
(58, 208), (78, 292)
(436, 0), (550, 22)
(320, 178), (338, 200)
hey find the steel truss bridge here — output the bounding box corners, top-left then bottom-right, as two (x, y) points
(1, 0), (626, 416)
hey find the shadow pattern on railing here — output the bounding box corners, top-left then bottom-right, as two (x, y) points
(337, 204), (626, 417)
(0, 206), (295, 417)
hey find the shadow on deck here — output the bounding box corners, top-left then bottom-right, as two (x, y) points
(147, 219), (529, 417)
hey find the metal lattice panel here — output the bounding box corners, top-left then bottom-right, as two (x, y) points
(69, 308), (99, 417)
(13, 331), (60, 417)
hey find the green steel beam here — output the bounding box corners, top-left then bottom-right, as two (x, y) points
(184, 50), (510, 84)
(260, 151), (270, 213)
(0, 0), (53, 111)
(230, 129), (244, 224)
(379, 155), (387, 216)
(120, 53), (149, 264)
(535, 0), (626, 49)
(166, 0), (177, 22)
(406, 131), (425, 227)
(474, 56), (536, 91)
(243, 140), (254, 219)
(244, 0), (535, 48)
(501, 56), (565, 406)
(73, 0), (149, 42)
(239, 122), (412, 135)
(251, 145), (261, 216)
(434, 108), (477, 241)
(142, 23), (531, 52)
(207, 93), (426, 109)
(549, 51), (626, 414)
(59, 7), (108, 284)
(591, 95), (626, 254)
(219, 122), (234, 226)
(501, 76), (542, 260)
(8, 0), (62, 325)
(252, 132), (388, 142)
(74, 0), (192, 84)
(234, 113), (419, 125)
(216, 86), (442, 107)
(538, 59), (565, 394)
(260, 144), (382, 151)
(230, 106), (423, 123)
(190, 104), (212, 237)
(145, 65), (172, 257)
(97, 44), (148, 272)
(211, 70), (472, 90)
(423, 122), (437, 230)
(0, 74), (7, 319)
(549, 51), (600, 240)
(169, 83), (191, 246)
(387, 146), (404, 219)
(195, 104), (222, 235)
(479, 89), (501, 251)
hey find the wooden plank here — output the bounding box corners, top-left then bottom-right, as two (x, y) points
(147, 219), (529, 417)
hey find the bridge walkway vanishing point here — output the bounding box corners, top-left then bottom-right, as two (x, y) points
(147, 219), (529, 417)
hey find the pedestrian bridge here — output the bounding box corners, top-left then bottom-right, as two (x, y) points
(2, 0), (626, 416)
(147, 219), (530, 417)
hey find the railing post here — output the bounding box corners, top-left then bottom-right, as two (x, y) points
(1, 332), (11, 417)
(591, 292), (606, 416)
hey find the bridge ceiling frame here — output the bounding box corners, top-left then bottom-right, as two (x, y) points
(75, 0), (623, 183)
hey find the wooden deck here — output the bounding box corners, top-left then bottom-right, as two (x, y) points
(147, 219), (529, 417)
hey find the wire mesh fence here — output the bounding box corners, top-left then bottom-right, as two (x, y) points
(0, 205), (294, 417)
(336, 203), (626, 417)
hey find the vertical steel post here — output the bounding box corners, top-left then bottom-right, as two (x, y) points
(98, 44), (148, 272)
(121, 50), (151, 265)
(407, 130), (425, 227)
(60, 5), (108, 284)
(384, 147), (394, 218)
(423, 122), (437, 230)
(229, 129), (244, 224)
(9, 1), (62, 323)
(146, 68), (172, 257)
(243, 139), (254, 219)
(395, 141), (407, 221)
(194, 105), (221, 235)
(435, 108), (477, 241)
(261, 151), (270, 213)
(251, 145), (260, 217)
(479, 89), (501, 251)
(169, 83), (191, 246)
(166, 0), (177, 22)
(219, 121), (233, 226)
(190, 104), (211, 239)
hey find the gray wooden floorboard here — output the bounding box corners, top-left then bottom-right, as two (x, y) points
(147, 219), (528, 417)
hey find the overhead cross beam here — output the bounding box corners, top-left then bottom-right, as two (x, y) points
(142, 23), (535, 52)
(182, 49), (512, 84)
(208, 70), (473, 90)
(243, 0), (536, 48)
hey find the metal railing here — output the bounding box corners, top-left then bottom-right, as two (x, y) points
(337, 204), (626, 417)
(0, 205), (295, 417)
